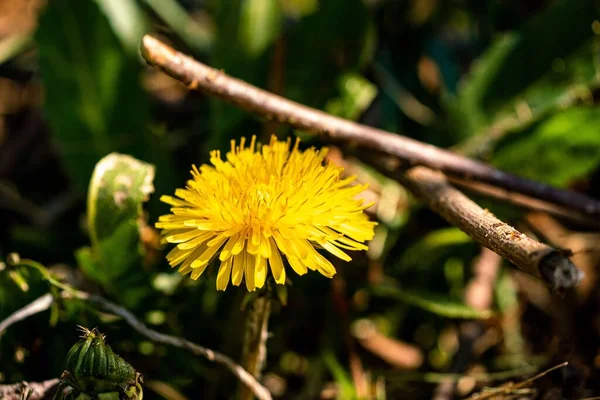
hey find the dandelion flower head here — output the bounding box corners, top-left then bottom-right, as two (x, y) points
(156, 136), (376, 291)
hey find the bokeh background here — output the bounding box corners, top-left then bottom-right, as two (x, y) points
(1, 0), (600, 399)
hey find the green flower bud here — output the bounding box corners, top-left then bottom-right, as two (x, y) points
(54, 327), (143, 400)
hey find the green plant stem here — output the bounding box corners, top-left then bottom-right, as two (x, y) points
(239, 294), (271, 400)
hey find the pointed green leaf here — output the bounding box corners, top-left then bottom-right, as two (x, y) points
(372, 285), (492, 319)
(239, 0), (282, 58)
(325, 72), (378, 121)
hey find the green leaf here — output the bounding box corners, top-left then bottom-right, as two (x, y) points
(372, 285), (492, 319)
(454, 0), (600, 140)
(491, 107), (600, 186)
(395, 227), (472, 274)
(324, 72), (378, 120)
(281, 0), (318, 19)
(87, 153), (155, 245)
(93, 0), (147, 54)
(77, 153), (155, 307)
(239, 0), (282, 58)
(495, 270), (519, 315)
(322, 350), (357, 399)
(143, 0), (213, 54)
(36, 0), (150, 191)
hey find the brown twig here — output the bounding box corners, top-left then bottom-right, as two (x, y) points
(464, 362), (568, 400)
(140, 35), (600, 218)
(0, 293), (53, 339)
(447, 177), (600, 229)
(398, 167), (582, 290)
(0, 378), (60, 400)
(140, 35), (584, 290)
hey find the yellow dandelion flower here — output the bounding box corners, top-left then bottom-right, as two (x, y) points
(155, 136), (377, 291)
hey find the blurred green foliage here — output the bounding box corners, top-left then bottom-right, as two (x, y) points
(1, 0), (600, 399)
(36, 0), (151, 192)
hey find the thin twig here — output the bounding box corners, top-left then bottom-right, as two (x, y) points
(447, 177), (600, 229)
(140, 35), (600, 218)
(0, 293), (54, 339)
(398, 167), (583, 289)
(464, 362), (568, 400)
(64, 291), (272, 400)
(0, 378), (60, 400)
(140, 35), (585, 290)
(0, 259), (272, 400)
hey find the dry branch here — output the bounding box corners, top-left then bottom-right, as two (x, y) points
(0, 378), (59, 400)
(447, 177), (599, 229)
(140, 35), (600, 219)
(400, 167), (582, 289)
(140, 35), (584, 289)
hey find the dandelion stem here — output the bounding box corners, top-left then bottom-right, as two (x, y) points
(239, 294), (271, 400)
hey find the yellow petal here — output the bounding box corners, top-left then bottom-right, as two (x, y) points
(255, 255), (267, 289)
(315, 252), (336, 278)
(272, 230), (292, 255)
(184, 219), (215, 230)
(159, 195), (190, 207)
(166, 247), (192, 266)
(178, 245), (206, 276)
(231, 232), (246, 255)
(190, 236), (227, 269)
(320, 241), (351, 262)
(288, 238), (314, 261)
(219, 233), (240, 261)
(259, 234), (271, 258)
(246, 235), (259, 255)
(216, 258), (233, 291)
(166, 230), (204, 243)
(287, 255), (307, 276)
(268, 239), (286, 284)
(178, 264), (192, 276)
(190, 265), (207, 280)
(245, 252), (256, 291)
(232, 252), (245, 286)
(177, 232), (215, 250)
